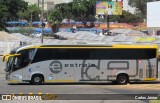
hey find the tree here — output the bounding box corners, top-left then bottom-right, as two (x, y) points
(0, 0), (28, 30)
(54, 3), (73, 22)
(128, 0), (160, 19)
(119, 11), (143, 23)
(106, 10), (143, 23)
(0, 0), (28, 20)
(48, 10), (63, 33)
(18, 4), (41, 22)
(0, 3), (9, 31)
(53, 0), (96, 26)
(27, 4), (41, 21)
(72, 0), (96, 26)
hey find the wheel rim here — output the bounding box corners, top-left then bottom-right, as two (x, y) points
(120, 76), (126, 83)
(34, 77), (40, 83)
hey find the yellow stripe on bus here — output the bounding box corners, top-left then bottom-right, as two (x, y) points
(8, 80), (19, 83)
(113, 44), (158, 49)
(144, 78), (157, 81)
(40, 47), (112, 49)
(39, 45), (158, 49)
(45, 80), (75, 83)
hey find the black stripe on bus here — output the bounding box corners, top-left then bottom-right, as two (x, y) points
(40, 45), (113, 48)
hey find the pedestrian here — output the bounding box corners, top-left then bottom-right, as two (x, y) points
(71, 25), (77, 33)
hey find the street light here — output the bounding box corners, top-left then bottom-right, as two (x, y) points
(41, 0), (44, 43)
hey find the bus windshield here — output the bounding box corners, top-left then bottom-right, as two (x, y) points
(5, 49), (35, 72)
(12, 49), (35, 70)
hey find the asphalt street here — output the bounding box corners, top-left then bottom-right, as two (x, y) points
(0, 60), (160, 103)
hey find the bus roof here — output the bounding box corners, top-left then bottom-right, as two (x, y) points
(7, 43), (158, 55)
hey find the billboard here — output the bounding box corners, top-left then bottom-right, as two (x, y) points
(96, 0), (122, 15)
(147, 1), (160, 27)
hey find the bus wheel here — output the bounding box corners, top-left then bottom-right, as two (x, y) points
(116, 74), (128, 85)
(31, 75), (44, 85)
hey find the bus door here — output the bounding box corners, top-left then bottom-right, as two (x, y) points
(138, 59), (156, 80)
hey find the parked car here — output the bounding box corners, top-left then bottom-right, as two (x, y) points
(31, 32), (41, 38)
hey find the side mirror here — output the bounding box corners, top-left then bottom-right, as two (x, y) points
(5, 56), (10, 62)
(2, 54), (10, 62)
(2, 54), (21, 62)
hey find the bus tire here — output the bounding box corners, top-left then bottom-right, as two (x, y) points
(116, 74), (128, 85)
(31, 74), (44, 85)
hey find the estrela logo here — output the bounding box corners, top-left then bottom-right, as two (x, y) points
(49, 61), (62, 74)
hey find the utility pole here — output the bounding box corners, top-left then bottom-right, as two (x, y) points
(31, 11), (32, 27)
(107, 15), (109, 31)
(38, 0), (39, 7)
(41, 0), (44, 44)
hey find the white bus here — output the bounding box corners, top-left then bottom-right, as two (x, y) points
(3, 44), (159, 85)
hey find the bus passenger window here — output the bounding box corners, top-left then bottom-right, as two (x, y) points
(21, 58), (30, 67)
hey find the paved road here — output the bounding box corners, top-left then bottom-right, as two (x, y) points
(0, 61), (160, 103)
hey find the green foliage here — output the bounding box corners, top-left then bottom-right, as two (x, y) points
(0, 0), (28, 30)
(48, 10), (63, 33)
(118, 10), (143, 23)
(18, 4), (41, 21)
(55, 3), (73, 20)
(98, 10), (143, 23)
(0, 0), (28, 20)
(53, 0), (96, 26)
(48, 10), (63, 25)
(150, 97), (160, 103)
(128, 0), (160, 19)
(72, 0), (96, 22)
(9, 28), (32, 35)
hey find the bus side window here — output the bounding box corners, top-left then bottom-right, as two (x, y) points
(21, 58), (30, 67)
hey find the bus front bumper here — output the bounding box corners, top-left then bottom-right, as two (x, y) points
(6, 73), (21, 83)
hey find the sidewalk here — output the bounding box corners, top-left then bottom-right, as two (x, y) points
(0, 58), (5, 74)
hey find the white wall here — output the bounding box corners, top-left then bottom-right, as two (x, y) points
(0, 42), (20, 55)
(147, 1), (160, 27)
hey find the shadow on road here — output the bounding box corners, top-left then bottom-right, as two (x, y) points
(8, 81), (160, 85)
(130, 81), (160, 84)
(8, 82), (114, 85)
